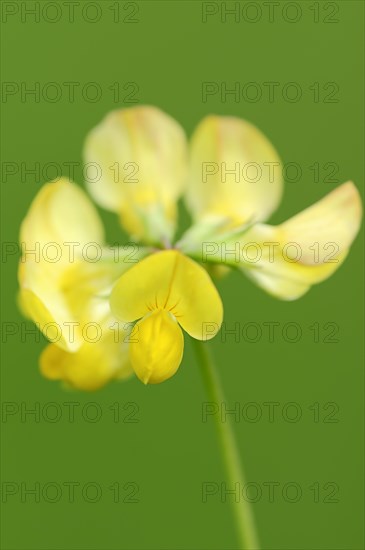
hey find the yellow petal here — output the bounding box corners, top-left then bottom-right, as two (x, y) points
(18, 180), (145, 350)
(19, 247), (142, 351)
(40, 325), (133, 391)
(110, 250), (223, 340)
(279, 181), (362, 264)
(20, 178), (104, 251)
(129, 309), (184, 384)
(19, 287), (80, 350)
(83, 106), (188, 241)
(186, 115), (283, 227)
(18, 262), (83, 352)
(239, 182), (362, 300)
(18, 177), (106, 347)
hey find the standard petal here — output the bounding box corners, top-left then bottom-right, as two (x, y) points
(110, 250), (223, 340)
(20, 178), (105, 251)
(40, 325), (133, 391)
(83, 106), (188, 242)
(186, 115), (283, 227)
(237, 182), (362, 300)
(129, 309), (184, 384)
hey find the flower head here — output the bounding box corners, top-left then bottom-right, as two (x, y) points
(18, 106), (362, 388)
(110, 250), (222, 383)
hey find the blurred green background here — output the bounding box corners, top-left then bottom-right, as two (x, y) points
(1, 1), (364, 549)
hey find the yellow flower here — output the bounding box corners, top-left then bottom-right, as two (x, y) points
(19, 106), (362, 389)
(110, 250), (222, 384)
(84, 106), (188, 244)
(18, 178), (144, 390)
(179, 114), (362, 300)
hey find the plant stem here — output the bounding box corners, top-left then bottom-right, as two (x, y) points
(192, 339), (260, 550)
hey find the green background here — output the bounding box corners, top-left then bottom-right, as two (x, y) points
(1, 1), (364, 549)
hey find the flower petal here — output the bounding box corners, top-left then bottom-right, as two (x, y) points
(110, 250), (223, 340)
(40, 325), (133, 391)
(18, 178), (145, 350)
(18, 177), (106, 349)
(238, 182), (362, 300)
(129, 309), (184, 384)
(83, 106), (188, 242)
(277, 181), (362, 264)
(185, 115), (283, 227)
(19, 248), (142, 351)
(20, 178), (104, 250)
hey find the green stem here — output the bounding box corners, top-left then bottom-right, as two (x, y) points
(192, 339), (260, 550)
